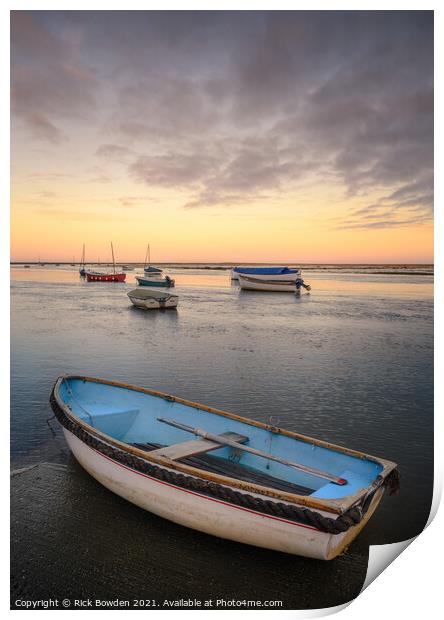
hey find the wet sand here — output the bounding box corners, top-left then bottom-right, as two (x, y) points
(11, 462), (368, 610)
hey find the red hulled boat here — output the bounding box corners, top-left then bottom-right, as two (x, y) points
(86, 272), (126, 282)
(85, 242), (126, 282)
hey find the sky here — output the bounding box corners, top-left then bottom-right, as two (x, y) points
(10, 10), (434, 263)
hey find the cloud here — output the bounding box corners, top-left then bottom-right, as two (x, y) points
(95, 144), (133, 161)
(117, 195), (156, 207)
(184, 191), (253, 210)
(110, 11), (431, 221)
(336, 171), (433, 229)
(89, 175), (111, 184)
(27, 172), (73, 180)
(129, 150), (220, 188)
(35, 208), (126, 222)
(11, 12), (97, 144)
(23, 113), (64, 144)
(12, 11), (433, 227)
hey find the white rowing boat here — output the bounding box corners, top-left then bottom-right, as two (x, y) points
(50, 375), (399, 560)
(127, 288), (178, 309)
(238, 274), (310, 292)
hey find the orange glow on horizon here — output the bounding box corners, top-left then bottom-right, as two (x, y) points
(11, 164), (433, 264)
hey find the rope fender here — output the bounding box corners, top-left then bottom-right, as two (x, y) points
(49, 387), (396, 535)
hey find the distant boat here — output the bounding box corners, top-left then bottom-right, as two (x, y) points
(50, 375), (399, 560)
(232, 266), (301, 281)
(24, 265), (30, 268)
(238, 273), (311, 293)
(86, 272), (126, 282)
(144, 266), (163, 274)
(121, 265), (134, 271)
(127, 288), (179, 309)
(79, 244), (87, 276)
(135, 275), (175, 288)
(85, 243), (126, 282)
(143, 244), (163, 274)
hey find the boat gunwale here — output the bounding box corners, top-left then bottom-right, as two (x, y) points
(53, 375), (397, 514)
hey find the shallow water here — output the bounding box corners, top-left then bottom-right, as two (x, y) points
(10, 265), (433, 551)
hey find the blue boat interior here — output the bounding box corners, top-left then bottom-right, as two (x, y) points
(234, 267), (299, 275)
(60, 378), (383, 500)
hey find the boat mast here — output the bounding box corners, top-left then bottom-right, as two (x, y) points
(144, 243), (150, 268)
(111, 242), (116, 274)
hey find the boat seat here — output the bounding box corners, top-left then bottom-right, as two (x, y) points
(82, 405), (139, 439)
(150, 432), (248, 460)
(133, 441), (314, 496)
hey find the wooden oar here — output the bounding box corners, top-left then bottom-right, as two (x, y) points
(157, 417), (347, 486)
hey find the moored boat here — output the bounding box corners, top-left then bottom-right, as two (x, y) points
(238, 273), (311, 292)
(86, 242), (126, 282)
(143, 243), (163, 274)
(86, 271), (126, 282)
(232, 266), (301, 281)
(127, 288), (179, 309)
(50, 375), (399, 560)
(136, 275), (175, 288)
(144, 266), (163, 274)
(79, 244), (87, 276)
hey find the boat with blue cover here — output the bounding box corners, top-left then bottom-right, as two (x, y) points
(231, 266), (302, 281)
(135, 275), (175, 288)
(50, 375), (399, 559)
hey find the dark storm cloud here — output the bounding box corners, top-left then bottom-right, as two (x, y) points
(11, 11), (433, 226)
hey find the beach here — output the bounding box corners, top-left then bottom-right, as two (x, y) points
(10, 265), (433, 609)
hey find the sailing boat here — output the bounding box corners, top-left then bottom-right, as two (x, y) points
(86, 243), (126, 282)
(143, 244), (163, 275)
(79, 244), (87, 276)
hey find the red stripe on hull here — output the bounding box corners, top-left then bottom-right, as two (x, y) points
(90, 445), (321, 532)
